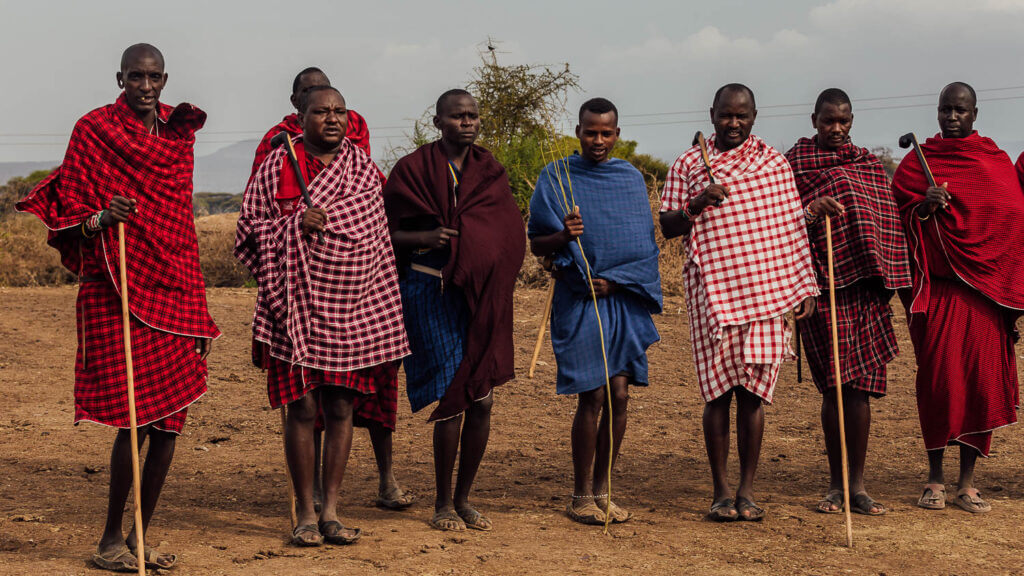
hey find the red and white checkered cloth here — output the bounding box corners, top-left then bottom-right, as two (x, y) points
(662, 135), (818, 402)
(236, 137), (410, 373)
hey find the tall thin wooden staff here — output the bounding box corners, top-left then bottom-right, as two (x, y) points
(116, 222), (146, 576)
(528, 281), (556, 378)
(826, 216), (854, 547)
(279, 407), (298, 528)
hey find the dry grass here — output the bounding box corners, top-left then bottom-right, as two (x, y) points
(1, 193), (686, 295)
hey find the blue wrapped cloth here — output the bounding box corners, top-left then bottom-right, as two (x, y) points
(528, 154), (662, 395)
(399, 250), (470, 413)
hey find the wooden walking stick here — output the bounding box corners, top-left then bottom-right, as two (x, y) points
(116, 222), (146, 576)
(279, 406), (298, 529)
(528, 281), (556, 378)
(826, 216), (854, 547)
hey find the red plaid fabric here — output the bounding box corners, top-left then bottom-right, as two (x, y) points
(266, 356), (399, 429)
(785, 137), (911, 291)
(662, 135), (818, 403)
(16, 94), (220, 340)
(799, 283), (896, 397)
(236, 137), (409, 375)
(248, 111), (373, 183)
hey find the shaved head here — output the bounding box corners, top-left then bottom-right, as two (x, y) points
(940, 81), (977, 108)
(120, 43), (164, 72)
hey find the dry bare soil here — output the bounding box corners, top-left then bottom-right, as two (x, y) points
(1, 287), (1022, 575)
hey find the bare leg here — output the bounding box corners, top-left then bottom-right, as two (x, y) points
(433, 414), (463, 521)
(454, 394), (493, 528)
(284, 394), (319, 539)
(571, 387), (606, 498)
(735, 388), (764, 506)
(592, 376), (629, 496)
(926, 448), (945, 486)
(125, 428), (177, 566)
(957, 444), (979, 492)
(368, 424), (408, 503)
(319, 387), (357, 539)
(312, 430), (323, 511)
(97, 427), (150, 569)
(703, 391), (733, 503)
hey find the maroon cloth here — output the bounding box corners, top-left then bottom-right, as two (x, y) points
(892, 132), (1024, 314)
(786, 137), (911, 291)
(799, 282), (896, 397)
(15, 94), (216, 432)
(266, 356), (399, 430)
(248, 111), (374, 184)
(893, 132), (1023, 455)
(16, 94), (220, 340)
(383, 142), (526, 421)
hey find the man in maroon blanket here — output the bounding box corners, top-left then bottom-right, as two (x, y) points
(16, 44), (219, 572)
(383, 89), (526, 531)
(786, 88), (912, 516)
(248, 67), (411, 513)
(236, 86), (409, 545)
(893, 82), (1024, 514)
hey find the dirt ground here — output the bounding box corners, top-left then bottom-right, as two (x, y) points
(1, 286), (1022, 575)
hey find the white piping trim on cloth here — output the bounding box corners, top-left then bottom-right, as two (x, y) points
(431, 391), (494, 422)
(933, 217), (1024, 312)
(72, 389), (207, 437)
(925, 418), (1019, 458)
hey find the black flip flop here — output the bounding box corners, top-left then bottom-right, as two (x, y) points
(319, 520), (361, 545)
(709, 497), (738, 522)
(736, 497), (765, 522)
(851, 492), (887, 516)
(291, 523), (323, 547)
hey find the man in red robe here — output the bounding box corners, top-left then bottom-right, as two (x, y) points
(248, 67), (411, 512)
(16, 44), (219, 572)
(892, 82), (1024, 514)
(236, 86), (410, 545)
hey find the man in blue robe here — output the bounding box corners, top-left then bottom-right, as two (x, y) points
(528, 97), (662, 526)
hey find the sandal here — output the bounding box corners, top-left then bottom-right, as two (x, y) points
(954, 490), (992, 514)
(290, 523), (323, 547)
(430, 509), (466, 531)
(91, 545), (138, 573)
(376, 488), (415, 511)
(817, 490), (844, 514)
(565, 497), (607, 526)
(708, 497), (738, 522)
(594, 496), (631, 523)
(319, 520), (361, 544)
(736, 497), (765, 522)
(917, 486), (946, 510)
(851, 492), (886, 516)
(456, 506), (493, 531)
(141, 545), (178, 569)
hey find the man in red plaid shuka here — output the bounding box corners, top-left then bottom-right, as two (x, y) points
(660, 84), (818, 522)
(247, 67), (410, 515)
(236, 86), (410, 546)
(893, 83), (1024, 514)
(15, 44), (218, 572)
(785, 88), (912, 517)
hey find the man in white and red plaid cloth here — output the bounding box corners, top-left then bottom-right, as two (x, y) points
(236, 86), (409, 546)
(660, 84), (818, 522)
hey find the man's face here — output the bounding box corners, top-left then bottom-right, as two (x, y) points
(575, 110), (619, 164)
(299, 90), (349, 150)
(937, 87), (977, 139)
(291, 72), (330, 111)
(117, 54), (167, 117)
(812, 101), (853, 150)
(433, 95), (480, 146)
(710, 89), (756, 151)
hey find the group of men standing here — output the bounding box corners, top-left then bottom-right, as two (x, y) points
(15, 43), (1022, 571)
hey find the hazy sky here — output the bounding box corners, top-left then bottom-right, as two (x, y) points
(3, 0), (1024, 164)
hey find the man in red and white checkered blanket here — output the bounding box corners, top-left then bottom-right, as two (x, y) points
(16, 44), (218, 572)
(660, 84), (818, 523)
(235, 86), (409, 547)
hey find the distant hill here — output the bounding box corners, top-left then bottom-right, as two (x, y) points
(193, 139), (259, 194)
(0, 162), (58, 183)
